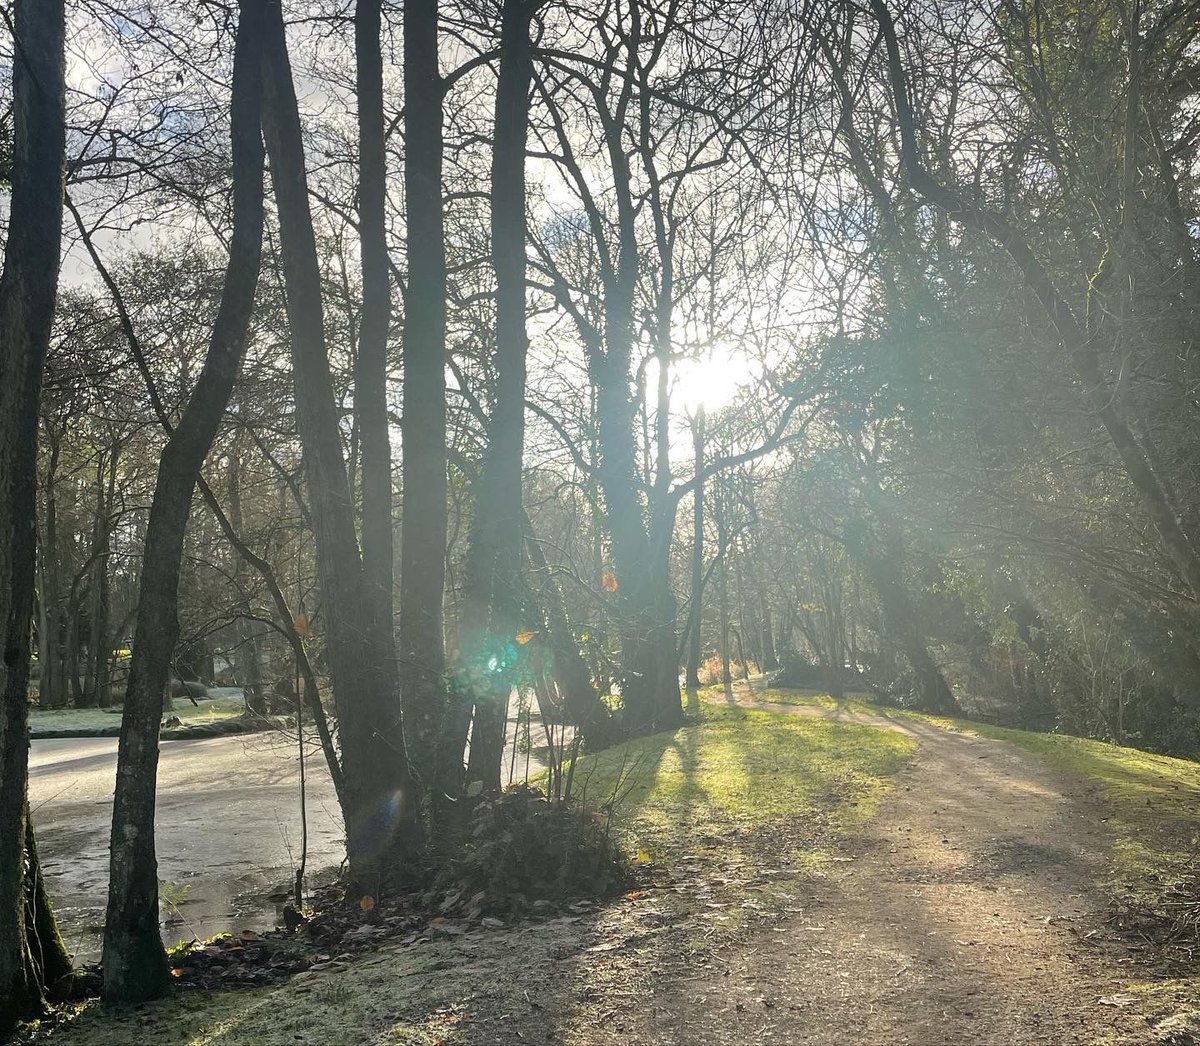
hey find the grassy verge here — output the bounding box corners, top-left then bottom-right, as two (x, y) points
(29, 697), (244, 734)
(36, 704), (914, 1046)
(569, 702), (912, 862)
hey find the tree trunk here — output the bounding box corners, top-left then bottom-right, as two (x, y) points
(354, 0), (402, 770)
(262, 1), (420, 882)
(453, 0), (536, 794)
(760, 596), (778, 672)
(399, 0), (450, 776)
(523, 515), (620, 750)
(592, 351), (682, 732)
(685, 409), (705, 688)
(38, 441), (69, 708)
(845, 524), (956, 715)
(102, 0), (267, 1002)
(226, 447), (262, 705)
(0, 0), (69, 1030)
(86, 443), (117, 707)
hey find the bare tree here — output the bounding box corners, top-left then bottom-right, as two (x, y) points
(399, 0), (451, 779)
(455, 0), (541, 793)
(261, 0), (421, 882)
(0, 0), (72, 1029)
(102, 0), (268, 1002)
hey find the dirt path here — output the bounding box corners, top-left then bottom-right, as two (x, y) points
(560, 698), (1159, 1045)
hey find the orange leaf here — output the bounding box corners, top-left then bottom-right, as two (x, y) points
(515, 630), (538, 645)
(359, 894), (375, 912)
(600, 567), (619, 593)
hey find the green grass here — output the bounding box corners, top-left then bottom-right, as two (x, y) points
(29, 696), (244, 733)
(567, 702), (914, 865)
(738, 686), (840, 709)
(696, 682), (877, 711)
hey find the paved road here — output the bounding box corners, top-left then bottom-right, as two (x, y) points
(30, 698), (561, 964)
(29, 732), (344, 963)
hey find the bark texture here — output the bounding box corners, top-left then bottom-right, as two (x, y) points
(102, 0), (267, 1002)
(355, 0), (401, 733)
(0, 0), (69, 1030)
(400, 0), (450, 777)
(455, 0), (537, 793)
(262, 1), (420, 881)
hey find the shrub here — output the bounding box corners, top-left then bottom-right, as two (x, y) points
(434, 785), (631, 915)
(770, 652), (826, 689)
(697, 655), (750, 685)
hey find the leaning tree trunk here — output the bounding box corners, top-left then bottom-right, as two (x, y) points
(0, 0), (69, 1031)
(454, 0), (536, 794)
(399, 0), (450, 778)
(262, 0), (420, 883)
(522, 515), (620, 750)
(102, 0), (267, 1003)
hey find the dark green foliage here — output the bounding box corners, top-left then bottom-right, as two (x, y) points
(771, 653), (827, 690)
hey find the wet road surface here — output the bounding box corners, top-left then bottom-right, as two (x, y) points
(29, 731), (343, 962)
(30, 697), (562, 963)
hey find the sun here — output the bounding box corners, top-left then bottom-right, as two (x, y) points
(654, 345), (754, 418)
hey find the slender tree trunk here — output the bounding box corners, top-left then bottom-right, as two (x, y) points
(354, 0), (402, 764)
(454, 0), (536, 794)
(38, 438), (67, 708)
(760, 596), (778, 672)
(261, 1), (420, 881)
(78, 451), (109, 708)
(0, 0), (69, 1029)
(226, 447), (262, 705)
(88, 444), (117, 706)
(399, 0), (450, 776)
(102, 0), (267, 1002)
(685, 409), (705, 689)
(719, 547), (733, 698)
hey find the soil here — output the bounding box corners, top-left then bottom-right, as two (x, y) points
(42, 694), (1200, 1045)
(450, 696), (1197, 1045)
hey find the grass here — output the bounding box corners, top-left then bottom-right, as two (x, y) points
(35, 702), (915, 1045)
(29, 696), (245, 734)
(695, 681), (878, 711)
(567, 702), (914, 866)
